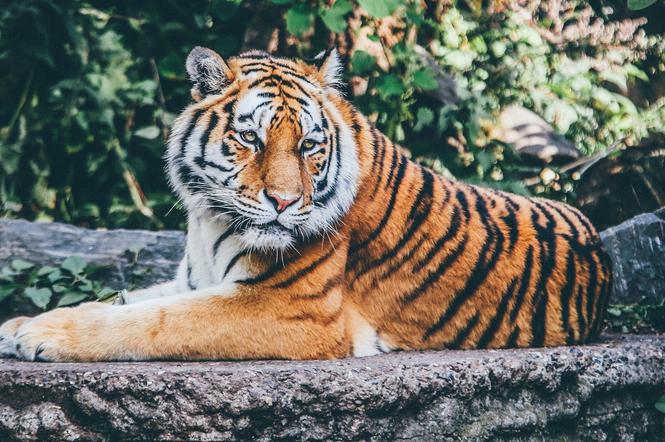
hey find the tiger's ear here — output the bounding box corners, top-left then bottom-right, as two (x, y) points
(186, 47), (235, 101)
(313, 48), (343, 90)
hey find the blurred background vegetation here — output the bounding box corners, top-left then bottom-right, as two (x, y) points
(1, 0), (664, 232)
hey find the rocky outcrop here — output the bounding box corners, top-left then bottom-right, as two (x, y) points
(0, 219), (184, 290)
(0, 334), (664, 441)
(600, 207), (665, 305)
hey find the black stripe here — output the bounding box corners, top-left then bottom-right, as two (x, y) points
(186, 257), (195, 290)
(575, 284), (586, 340)
(213, 229), (234, 256)
(355, 167), (434, 280)
(456, 189), (471, 221)
(584, 252), (599, 340)
(314, 117), (342, 205)
(413, 205), (461, 272)
(349, 155), (408, 254)
(447, 313), (480, 348)
(475, 277), (518, 348)
(506, 326), (520, 348)
(371, 132), (387, 194)
(369, 127), (382, 174)
(223, 251), (248, 279)
(528, 202), (558, 347)
(508, 246), (534, 322)
(176, 109), (205, 160)
(543, 201), (580, 241)
(384, 142), (399, 190)
(377, 234), (429, 282)
(500, 199), (519, 252)
(423, 187), (505, 341)
(530, 244), (550, 348)
(270, 247), (337, 289)
(199, 111), (219, 161)
(401, 233), (470, 305)
(560, 249), (577, 344)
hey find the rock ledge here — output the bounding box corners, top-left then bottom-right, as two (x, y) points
(1, 334), (664, 441)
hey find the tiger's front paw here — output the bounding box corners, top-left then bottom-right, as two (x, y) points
(12, 303), (109, 362)
(0, 316), (30, 358)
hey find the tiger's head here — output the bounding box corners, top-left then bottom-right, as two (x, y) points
(167, 47), (360, 251)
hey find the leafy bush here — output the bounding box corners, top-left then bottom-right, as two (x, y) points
(0, 257), (117, 312)
(0, 0), (663, 230)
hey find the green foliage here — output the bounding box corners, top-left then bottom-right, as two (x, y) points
(0, 0), (664, 230)
(605, 302), (665, 334)
(0, 257), (117, 311)
(657, 394), (665, 428)
(628, 0), (659, 10)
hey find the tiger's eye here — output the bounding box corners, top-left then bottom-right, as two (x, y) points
(241, 130), (257, 143)
(302, 139), (316, 150)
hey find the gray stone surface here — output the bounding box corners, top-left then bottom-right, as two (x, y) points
(0, 218), (184, 290)
(600, 207), (665, 305)
(0, 334), (663, 441)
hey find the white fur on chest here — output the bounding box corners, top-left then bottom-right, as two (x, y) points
(176, 214), (249, 293)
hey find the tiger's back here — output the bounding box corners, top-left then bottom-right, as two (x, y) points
(344, 128), (612, 350)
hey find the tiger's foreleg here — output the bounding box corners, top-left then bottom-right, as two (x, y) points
(0, 285), (350, 361)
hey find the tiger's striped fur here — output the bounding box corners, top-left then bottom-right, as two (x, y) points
(0, 48), (611, 361)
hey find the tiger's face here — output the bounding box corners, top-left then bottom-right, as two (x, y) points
(167, 47), (359, 251)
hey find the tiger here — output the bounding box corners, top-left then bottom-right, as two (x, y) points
(0, 47), (612, 362)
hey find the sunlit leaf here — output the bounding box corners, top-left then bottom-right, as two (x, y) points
(134, 126), (161, 140)
(57, 292), (89, 307)
(375, 74), (404, 98)
(320, 0), (353, 33)
(286, 4), (314, 36)
(24, 287), (52, 309)
(627, 0), (657, 10)
(11, 259), (34, 271)
(351, 50), (376, 75)
(61, 256), (87, 276)
(412, 68), (438, 90)
(358, 0), (401, 18)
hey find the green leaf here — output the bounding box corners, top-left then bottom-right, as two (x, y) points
(351, 50), (376, 75)
(627, 0), (657, 10)
(412, 68), (438, 90)
(36, 266), (58, 276)
(61, 256), (87, 276)
(656, 401), (665, 413)
(320, 0), (353, 33)
(286, 4), (315, 36)
(96, 287), (117, 300)
(0, 286), (17, 303)
(24, 287), (52, 309)
(271, 0), (294, 4)
(134, 126), (161, 140)
(358, 0), (401, 18)
(47, 269), (63, 283)
(414, 107), (435, 132)
(51, 284), (67, 293)
(11, 259), (34, 271)
(375, 74), (404, 98)
(158, 53), (185, 80)
(57, 291), (89, 307)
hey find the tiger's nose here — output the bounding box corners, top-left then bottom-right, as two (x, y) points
(265, 190), (300, 213)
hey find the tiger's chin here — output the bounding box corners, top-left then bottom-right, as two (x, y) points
(239, 223), (296, 251)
